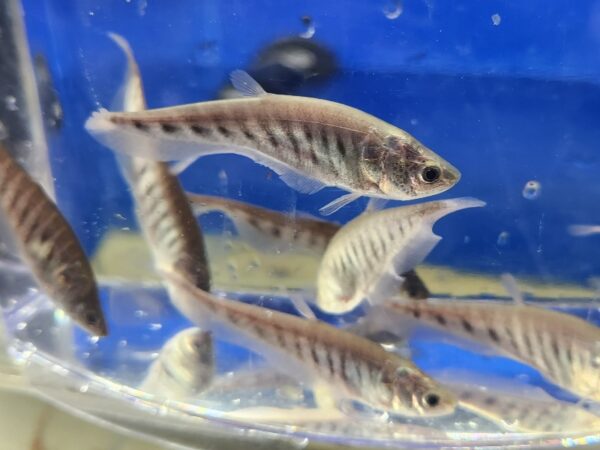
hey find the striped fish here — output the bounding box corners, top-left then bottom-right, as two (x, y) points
(108, 33), (210, 292)
(163, 269), (457, 417)
(383, 299), (600, 402)
(439, 373), (600, 434)
(86, 71), (460, 216)
(316, 197), (484, 314)
(139, 327), (214, 398)
(189, 192), (429, 300)
(0, 145), (107, 335)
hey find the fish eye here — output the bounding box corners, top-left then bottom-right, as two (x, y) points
(421, 166), (441, 183)
(423, 392), (441, 408)
(85, 311), (99, 325)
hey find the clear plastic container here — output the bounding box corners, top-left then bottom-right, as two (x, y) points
(2, 0), (600, 448)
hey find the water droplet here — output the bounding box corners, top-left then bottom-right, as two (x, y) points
(383, 0), (403, 19)
(522, 180), (541, 200)
(4, 95), (17, 111)
(0, 121), (8, 140)
(148, 323), (162, 331)
(491, 14), (501, 26)
(497, 231), (510, 246)
(300, 16), (316, 39)
(138, 0), (148, 16)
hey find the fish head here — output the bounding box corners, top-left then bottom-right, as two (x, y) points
(367, 133), (460, 200)
(378, 364), (457, 417)
(54, 266), (108, 336)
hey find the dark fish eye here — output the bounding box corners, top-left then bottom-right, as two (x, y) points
(423, 392), (441, 407)
(421, 166), (441, 183)
(85, 311), (98, 325)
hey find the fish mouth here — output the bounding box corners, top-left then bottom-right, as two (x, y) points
(443, 161), (461, 187)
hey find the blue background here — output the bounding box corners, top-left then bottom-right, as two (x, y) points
(20, 0), (600, 284)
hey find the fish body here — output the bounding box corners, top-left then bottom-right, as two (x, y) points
(189, 193), (338, 254)
(108, 33), (210, 291)
(140, 327), (214, 397)
(316, 198), (485, 314)
(0, 145), (106, 335)
(448, 379), (600, 434)
(385, 299), (600, 402)
(86, 71), (460, 214)
(189, 193), (430, 299)
(164, 270), (457, 418)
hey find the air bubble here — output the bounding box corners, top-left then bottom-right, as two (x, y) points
(4, 95), (17, 111)
(383, 0), (403, 19)
(522, 180), (541, 200)
(118, 339), (128, 348)
(491, 14), (501, 26)
(16, 322), (27, 331)
(88, 335), (100, 344)
(79, 384), (89, 393)
(148, 323), (162, 331)
(300, 16), (316, 39)
(134, 309), (148, 318)
(497, 231), (510, 246)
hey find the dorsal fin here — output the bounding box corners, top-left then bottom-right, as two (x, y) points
(230, 70), (267, 97)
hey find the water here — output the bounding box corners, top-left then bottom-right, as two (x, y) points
(1, 0), (600, 448)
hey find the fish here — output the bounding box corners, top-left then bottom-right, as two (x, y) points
(0, 145), (107, 335)
(162, 269), (457, 418)
(107, 33), (210, 292)
(85, 70), (460, 216)
(438, 371), (600, 434)
(189, 192), (430, 300)
(377, 298), (600, 402)
(139, 327), (214, 398)
(188, 192), (339, 254)
(316, 197), (485, 314)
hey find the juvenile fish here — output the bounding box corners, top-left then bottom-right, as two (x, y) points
(163, 270), (457, 417)
(316, 197), (484, 314)
(189, 192), (429, 300)
(381, 299), (600, 402)
(108, 33), (210, 291)
(445, 376), (600, 434)
(0, 145), (107, 335)
(139, 327), (214, 398)
(188, 193), (338, 254)
(86, 71), (460, 215)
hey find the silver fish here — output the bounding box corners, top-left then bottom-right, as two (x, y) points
(440, 373), (600, 434)
(85, 71), (460, 215)
(189, 192), (429, 300)
(0, 145), (107, 335)
(316, 197), (485, 314)
(108, 33), (210, 291)
(382, 299), (600, 402)
(139, 327), (214, 397)
(163, 269), (457, 417)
